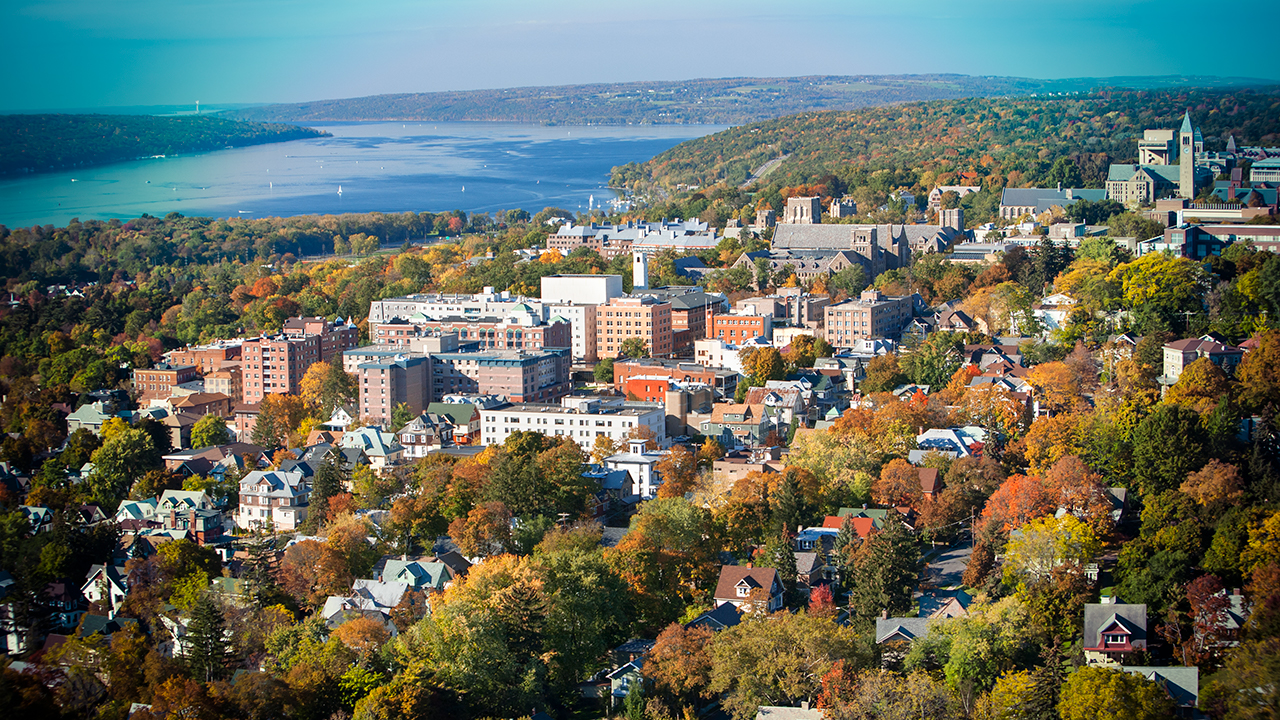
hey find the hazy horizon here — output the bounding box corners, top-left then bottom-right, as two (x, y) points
(2, 0), (1270, 113)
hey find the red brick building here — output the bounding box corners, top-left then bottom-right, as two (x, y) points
(283, 317), (360, 363)
(711, 314), (771, 343)
(167, 341), (242, 375)
(133, 363), (198, 403)
(612, 358), (739, 399)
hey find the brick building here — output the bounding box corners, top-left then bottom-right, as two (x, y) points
(282, 316), (360, 362)
(166, 340), (243, 375)
(597, 296), (674, 359)
(613, 358), (738, 400)
(240, 335), (321, 405)
(371, 309), (570, 353)
(133, 363), (198, 403)
(357, 354), (430, 425)
(668, 291), (722, 353)
(711, 313), (772, 344)
(431, 349), (572, 404)
(823, 290), (918, 348)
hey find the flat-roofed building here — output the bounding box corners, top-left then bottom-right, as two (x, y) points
(282, 316), (360, 363)
(167, 340), (243, 375)
(357, 354), (430, 425)
(613, 357), (739, 400)
(823, 290), (918, 348)
(540, 274), (623, 305)
(133, 363), (198, 403)
(480, 398), (665, 453)
(432, 349), (572, 404)
(597, 295), (674, 359)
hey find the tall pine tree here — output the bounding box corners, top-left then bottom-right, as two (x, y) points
(183, 593), (229, 682)
(847, 514), (919, 619)
(241, 531), (283, 608)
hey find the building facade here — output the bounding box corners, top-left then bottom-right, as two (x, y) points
(596, 296), (674, 359)
(357, 354), (430, 424)
(613, 358), (739, 400)
(133, 363), (198, 403)
(823, 290), (918, 347)
(479, 399), (666, 453)
(166, 340), (243, 375)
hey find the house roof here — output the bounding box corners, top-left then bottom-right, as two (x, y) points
(1122, 665), (1199, 708)
(918, 468), (942, 495)
(709, 403), (766, 424)
(1083, 603), (1147, 650)
(713, 565), (781, 601)
(1165, 337), (1241, 354)
(685, 602), (742, 631)
(795, 552), (824, 575)
(875, 617), (932, 644)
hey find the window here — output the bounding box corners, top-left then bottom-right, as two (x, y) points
(1104, 633), (1126, 645)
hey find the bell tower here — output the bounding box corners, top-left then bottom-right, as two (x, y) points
(1179, 111), (1195, 199)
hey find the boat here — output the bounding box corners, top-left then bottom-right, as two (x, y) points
(338, 185), (343, 195)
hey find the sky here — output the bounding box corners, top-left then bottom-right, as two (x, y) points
(0, 0), (1267, 111)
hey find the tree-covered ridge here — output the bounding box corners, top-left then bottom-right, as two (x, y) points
(612, 87), (1280, 192)
(0, 114), (328, 176)
(221, 74), (1272, 126)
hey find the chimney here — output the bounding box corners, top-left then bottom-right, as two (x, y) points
(800, 701), (810, 711)
(881, 608), (889, 619)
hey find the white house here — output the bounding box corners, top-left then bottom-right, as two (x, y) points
(236, 470), (310, 531)
(604, 440), (665, 500)
(82, 564), (129, 617)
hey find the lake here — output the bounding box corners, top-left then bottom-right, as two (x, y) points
(0, 122), (725, 229)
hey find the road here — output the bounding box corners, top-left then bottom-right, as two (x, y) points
(739, 154), (790, 188)
(924, 537), (973, 588)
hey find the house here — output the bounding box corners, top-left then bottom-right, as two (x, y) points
(397, 412), (454, 459)
(1083, 603), (1148, 667)
(608, 658), (645, 705)
(1033, 293), (1077, 333)
(1121, 666), (1201, 719)
(744, 387), (808, 429)
(1161, 336), (1244, 385)
(713, 566), (784, 613)
(427, 402), (481, 444)
(604, 440), (665, 500)
(115, 498), (159, 525)
(685, 602), (743, 632)
(82, 564), (129, 616)
(19, 505), (54, 533)
(235, 470), (310, 531)
(65, 401), (117, 436)
(338, 426), (404, 471)
(613, 638), (656, 668)
(795, 552), (830, 597)
(917, 588), (973, 619)
(875, 617), (932, 667)
(700, 403), (777, 449)
(915, 427), (986, 458)
(935, 307), (978, 333)
(381, 559), (453, 592)
(919, 468), (943, 500)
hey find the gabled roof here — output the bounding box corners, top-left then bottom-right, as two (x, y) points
(875, 617), (932, 644)
(685, 602), (742, 631)
(1122, 665), (1199, 708)
(713, 565), (781, 601)
(1083, 603), (1147, 650)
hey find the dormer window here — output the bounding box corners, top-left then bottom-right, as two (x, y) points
(737, 586), (748, 597)
(1104, 633), (1127, 645)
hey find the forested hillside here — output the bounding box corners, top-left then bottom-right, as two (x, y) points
(222, 74), (1271, 126)
(612, 87), (1280, 193)
(0, 115), (328, 176)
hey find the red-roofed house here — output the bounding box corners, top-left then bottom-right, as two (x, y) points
(1162, 336), (1243, 384)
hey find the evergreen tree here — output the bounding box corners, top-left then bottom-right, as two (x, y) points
(307, 455), (345, 531)
(251, 411), (282, 449)
(241, 531), (283, 608)
(183, 592), (229, 682)
(1018, 640), (1068, 720)
(760, 533), (798, 604)
(832, 517), (861, 580)
(847, 514), (919, 619)
(770, 470), (810, 535)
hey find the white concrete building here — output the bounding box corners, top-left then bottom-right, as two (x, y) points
(540, 274), (623, 305)
(480, 397), (665, 453)
(546, 303), (599, 362)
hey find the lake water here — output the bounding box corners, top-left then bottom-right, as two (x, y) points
(0, 122), (725, 229)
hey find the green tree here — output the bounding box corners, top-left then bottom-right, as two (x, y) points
(189, 414), (230, 449)
(593, 357), (614, 383)
(619, 337), (649, 359)
(860, 353), (908, 393)
(183, 592), (230, 682)
(1057, 666), (1176, 720)
(847, 514), (919, 619)
(1131, 404), (1206, 498)
(901, 333), (962, 388)
(87, 428), (157, 506)
(389, 402), (415, 433)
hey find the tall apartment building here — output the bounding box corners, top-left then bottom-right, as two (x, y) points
(133, 363), (199, 403)
(343, 334), (460, 374)
(204, 366), (243, 402)
(283, 316), (359, 362)
(240, 334), (321, 405)
(166, 340), (243, 375)
(479, 397), (666, 452)
(823, 290), (917, 348)
(546, 303), (599, 362)
(596, 296), (674, 359)
(668, 291), (722, 353)
(357, 354), (430, 424)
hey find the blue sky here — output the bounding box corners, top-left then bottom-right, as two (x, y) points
(0, 0), (1266, 111)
